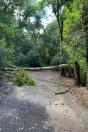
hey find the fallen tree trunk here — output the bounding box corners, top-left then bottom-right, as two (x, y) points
(4, 66), (57, 71)
(4, 62), (80, 85)
(4, 64), (74, 71)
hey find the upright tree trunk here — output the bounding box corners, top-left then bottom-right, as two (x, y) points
(56, 15), (64, 42)
(52, 0), (64, 44)
(74, 61), (80, 85)
(82, 1), (88, 87)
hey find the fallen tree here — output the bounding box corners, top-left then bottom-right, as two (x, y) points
(4, 62), (80, 85)
(4, 64), (74, 71)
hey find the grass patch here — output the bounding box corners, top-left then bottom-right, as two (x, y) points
(12, 69), (35, 87)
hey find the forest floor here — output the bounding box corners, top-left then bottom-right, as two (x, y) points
(0, 70), (88, 132)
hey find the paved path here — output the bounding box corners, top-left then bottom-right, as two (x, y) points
(0, 70), (88, 132)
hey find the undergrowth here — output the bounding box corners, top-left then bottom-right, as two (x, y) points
(12, 69), (35, 86)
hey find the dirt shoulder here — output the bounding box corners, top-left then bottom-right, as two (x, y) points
(59, 76), (88, 107)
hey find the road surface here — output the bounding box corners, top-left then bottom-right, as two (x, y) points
(0, 70), (88, 132)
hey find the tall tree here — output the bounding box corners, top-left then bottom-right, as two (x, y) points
(82, 0), (88, 86)
(38, 0), (73, 42)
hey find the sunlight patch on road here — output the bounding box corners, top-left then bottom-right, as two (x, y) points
(14, 86), (48, 105)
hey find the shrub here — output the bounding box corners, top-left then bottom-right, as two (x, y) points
(26, 50), (42, 67)
(12, 69), (35, 86)
(51, 48), (68, 66)
(0, 46), (6, 68)
(27, 77), (35, 86)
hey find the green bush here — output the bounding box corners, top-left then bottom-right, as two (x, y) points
(51, 51), (68, 65)
(0, 46), (6, 68)
(27, 77), (35, 86)
(12, 69), (35, 86)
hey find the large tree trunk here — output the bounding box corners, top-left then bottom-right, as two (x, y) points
(82, 1), (88, 87)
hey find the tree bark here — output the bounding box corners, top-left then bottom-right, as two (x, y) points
(74, 61), (80, 85)
(52, 1), (64, 43)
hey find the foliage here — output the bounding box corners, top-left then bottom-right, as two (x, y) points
(0, 46), (6, 68)
(51, 49), (68, 65)
(12, 69), (35, 86)
(0, 0), (88, 85)
(61, 0), (87, 84)
(39, 21), (60, 65)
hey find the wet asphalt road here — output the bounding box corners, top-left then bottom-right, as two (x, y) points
(0, 70), (88, 132)
(0, 94), (53, 132)
(0, 71), (57, 132)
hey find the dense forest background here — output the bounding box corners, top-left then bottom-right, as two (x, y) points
(0, 0), (88, 85)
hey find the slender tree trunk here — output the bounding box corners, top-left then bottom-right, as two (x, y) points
(74, 61), (80, 85)
(52, 1), (64, 44)
(56, 15), (64, 42)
